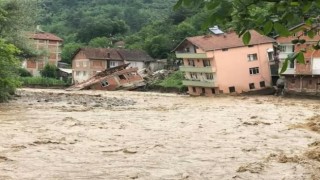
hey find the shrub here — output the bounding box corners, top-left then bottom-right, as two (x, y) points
(40, 64), (58, 78)
(19, 77), (66, 87)
(18, 68), (32, 77)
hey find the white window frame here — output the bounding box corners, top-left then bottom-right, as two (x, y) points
(249, 67), (260, 75)
(247, 53), (258, 61)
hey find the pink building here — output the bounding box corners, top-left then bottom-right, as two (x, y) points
(174, 30), (275, 96)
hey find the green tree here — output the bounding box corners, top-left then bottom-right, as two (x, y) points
(88, 37), (112, 48)
(144, 35), (172, 59)
(40, 64), (58, 79)
(0, 39), (21, 102)
(0, 0), (37, 102)
(61, 42), (83, 64)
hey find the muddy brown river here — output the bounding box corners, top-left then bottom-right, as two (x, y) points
(0, 88), (319, 180)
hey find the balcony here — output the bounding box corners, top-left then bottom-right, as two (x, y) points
(182, 80), (218, 87)
(179, 66), (215, 73)
(176, 52), (208, 59)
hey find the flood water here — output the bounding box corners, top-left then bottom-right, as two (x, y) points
(0, 88), (319, 180)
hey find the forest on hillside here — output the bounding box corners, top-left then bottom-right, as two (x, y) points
(38, 0), (211, 63)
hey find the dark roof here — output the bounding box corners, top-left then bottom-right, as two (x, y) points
(77, 48), (123, 60)
(117, 49), (154, 62)
(31, 32), (63, 41)
(174, 30), (275, 52)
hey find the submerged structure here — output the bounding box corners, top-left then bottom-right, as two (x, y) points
(67, 64), (145, 91)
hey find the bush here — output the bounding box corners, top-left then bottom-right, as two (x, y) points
(40, 64), (58, 78)
(151, 70), (187, 92)
(18, 68), (32, 77)
(19, 77), (66, 87)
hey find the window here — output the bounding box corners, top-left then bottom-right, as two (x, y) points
(291, 78), (295, 84)
(201, 88), (206, 95)
(211, 88), (216, 94)
(190, 72), (198, 79)
(110, 61), (117, 67)
(83, 62), (88, 67)
(76, 71), (80, 76)
(249, 67), (260, 75)
(249, 83), (255, 90)
(267, 52), (274, 61)
(83, 71), (87, 76)
(222, 48), (229, 51)
(38, 40), (45, 43)
(288, 61), (295, 69)
(260, 81), (266, 88)
(309, 80), (313, 85)
(76, 62), (80, 68)
(203, 59), (211, 67)
(279, 45), (286, 52)
(101, 80), (109, 87)
(188, 59), (195, 66)
(229, 86), (236, 93)
(119, 74), (126, 80)
(192, 87), (196, 92)
(205, 73), (213, 80)
(247, 53), (258, 61)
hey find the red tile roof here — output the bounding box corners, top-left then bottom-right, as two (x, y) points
(80, 48), (123, 60)
(117, 49), (154, 62)
(179, 30), (275, 51)
(31, 32), (63, 41)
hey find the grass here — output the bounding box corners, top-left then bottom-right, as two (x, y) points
(19, 77), (67, 87)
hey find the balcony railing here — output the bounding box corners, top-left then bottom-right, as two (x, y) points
(175, 52), (208, 59)
(179, 66), (216, 73)
(182, 80), (218, 87)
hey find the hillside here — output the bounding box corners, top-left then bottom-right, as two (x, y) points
(38, 0), (209, 62)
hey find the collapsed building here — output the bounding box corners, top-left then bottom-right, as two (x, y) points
(67, 64), (145, 91)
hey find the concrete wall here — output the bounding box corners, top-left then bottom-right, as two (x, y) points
(285, 76), (320, 95)
(125, 61), (145, 70)
(214, 43), (273, 93)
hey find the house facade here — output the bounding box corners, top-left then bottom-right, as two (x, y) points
(276, 24), (320, 95)
(72, 48), (154, 84)
(174, 30), (275, 96)
(24, 32), (63, 76)
(117, 49), (154, 70)
(72, 48), (124, 84)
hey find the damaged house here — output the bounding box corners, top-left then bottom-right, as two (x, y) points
(174, 30), (275, 96)
(72, 48), (124, 84)
(276, 23), (320, 95)
(67, 63), (145, 91)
